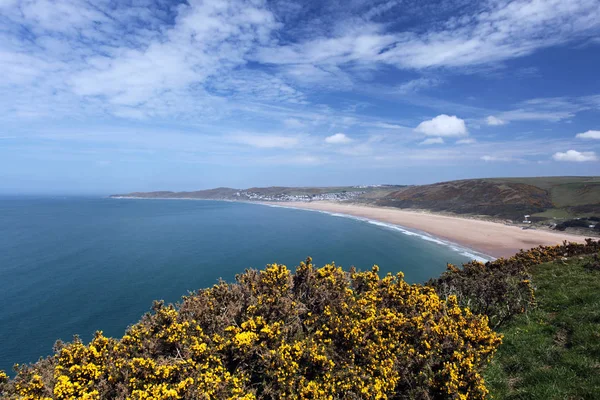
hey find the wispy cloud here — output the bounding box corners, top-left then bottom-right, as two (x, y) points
(486, 116), (506, 126)
(481, 155), (513, 162)
(396, 78), (440, 94)
(456, 138), (476, 145)
(230, 134), (302, 149)
(256, 0), (600, 72)
(1, 0), (599, 124)
(325, 133), (352, 144)
(420, 137), (444, 145)
(283, 118), (306, 129)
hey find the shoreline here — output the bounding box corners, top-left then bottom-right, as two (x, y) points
(110, 196), (595, 259)
(258, 202), (493, 262)
(260, 201), (593, 259)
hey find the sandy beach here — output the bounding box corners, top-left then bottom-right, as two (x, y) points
(270, 201), (595, 259)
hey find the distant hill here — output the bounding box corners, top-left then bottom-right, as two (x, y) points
(111, 187), (240, 199)
(377, 179), (552, 219)
(110, 185), (403, 202)
(111, 177), (600, 228)
(376, 177), (600, 221)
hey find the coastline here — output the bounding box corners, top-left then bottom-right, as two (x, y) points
(261, 201), (594, 259)
(110, 196), (596, 259)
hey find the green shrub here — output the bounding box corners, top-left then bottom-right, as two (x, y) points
(429, 239), (600, 328)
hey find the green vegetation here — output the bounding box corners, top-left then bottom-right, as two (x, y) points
(485, 254), (600, 399)
(531, 208), (573, 219)
(554, 217), (600, 232)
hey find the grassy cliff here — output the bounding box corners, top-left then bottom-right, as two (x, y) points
(484, 254), (600, 399)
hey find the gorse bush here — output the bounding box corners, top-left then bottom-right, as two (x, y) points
(1, 259), (501, 400)
(429, 239), (600, 329)
(429, 260), (533, 330)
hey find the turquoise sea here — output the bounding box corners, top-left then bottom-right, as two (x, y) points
(0, 197), (485, 374)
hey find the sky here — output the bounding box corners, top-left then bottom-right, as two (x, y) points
(1, 0), (600, 194)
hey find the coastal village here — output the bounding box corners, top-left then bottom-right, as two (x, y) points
(233, 189), (366, 202)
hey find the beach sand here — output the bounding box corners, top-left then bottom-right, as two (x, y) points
(271, 201), (595, 259)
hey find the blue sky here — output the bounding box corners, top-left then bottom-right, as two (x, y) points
(1, 0), (600, 194)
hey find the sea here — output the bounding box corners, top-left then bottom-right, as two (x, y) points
(0, 197), (489, 374)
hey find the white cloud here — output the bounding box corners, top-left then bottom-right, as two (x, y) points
(575, 130), (600, 139)
(486, 116), (506, 126)
(325, 133), (352, 144)
(456, 138), (476, 145)
(420, 137), (444, 145)
(415, 114), (468, 137)
(552, 150), (598, 162)
(231, 134), (301, 149)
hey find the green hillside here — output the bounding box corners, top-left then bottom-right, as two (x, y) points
(374, 177), (600, 228)
(376, 179), (552, 219)
(490, 176), (600, 215)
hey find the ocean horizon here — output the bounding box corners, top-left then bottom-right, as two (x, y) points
(0, 196), (481, 374)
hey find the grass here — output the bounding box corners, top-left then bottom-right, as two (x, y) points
(531, 208), (574, 219)
(485, 255), (600, 399)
